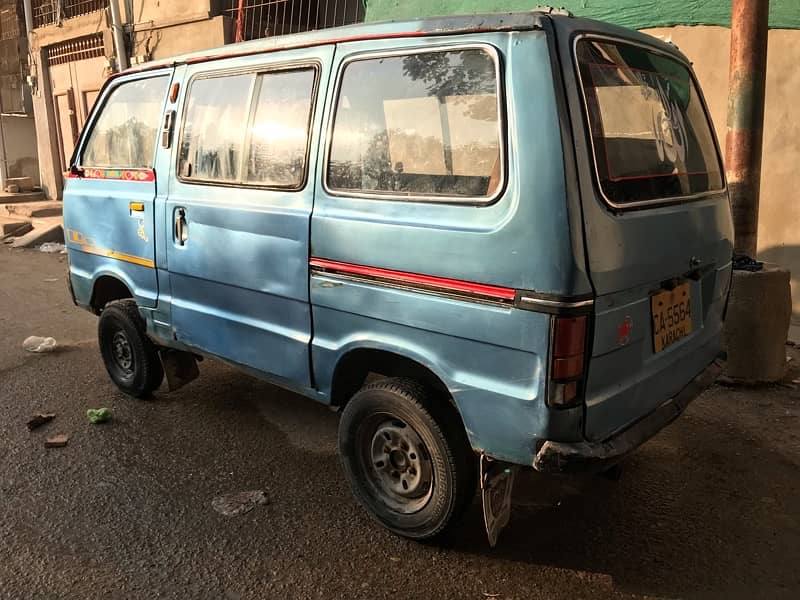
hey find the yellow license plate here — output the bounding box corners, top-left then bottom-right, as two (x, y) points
(651, 282), (692, 353)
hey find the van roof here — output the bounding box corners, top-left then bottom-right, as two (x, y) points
(118, 10), (548, 76)
(115, 8), (687, 79)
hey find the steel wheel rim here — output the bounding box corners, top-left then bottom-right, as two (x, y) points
(110, 330), (134, 376)
(360, 415), (434, 514)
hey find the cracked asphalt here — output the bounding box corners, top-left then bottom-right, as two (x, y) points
(1, 246), (799, 600)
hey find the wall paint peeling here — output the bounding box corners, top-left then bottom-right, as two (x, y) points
(364, 1), (800, 30)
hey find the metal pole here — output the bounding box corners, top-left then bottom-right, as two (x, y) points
(22, 0), (34, 36)
(235, 0), (246, 42)
(725, 0), (770, 257)
(0, 10), (9, 191)
(109, 0), (129, 71)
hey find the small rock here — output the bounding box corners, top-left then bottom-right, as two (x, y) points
(211, 490), (269, 517)
(26, 413), (56, 431)
(45, 433), (70, 448)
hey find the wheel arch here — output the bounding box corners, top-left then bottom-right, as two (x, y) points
(90, 274), (134, 313)
(329, 347), (454, 410)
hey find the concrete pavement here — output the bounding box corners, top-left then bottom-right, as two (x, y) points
(1, 246), (799, 599)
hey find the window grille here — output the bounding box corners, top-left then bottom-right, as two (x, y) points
(32, 0), (104, 29)
(224, 0), (364, 42)
(45, 32), (105, 66)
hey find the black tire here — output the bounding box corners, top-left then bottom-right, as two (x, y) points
(98, 299), (164, 398)
(338, 377), (477, 540)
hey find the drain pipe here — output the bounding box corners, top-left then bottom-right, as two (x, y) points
(23, 0), (33, 38)
(0, 92), (7, 192)
(109, 0), (129, 72)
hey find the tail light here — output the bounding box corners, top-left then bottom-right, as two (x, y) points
(548, 315), (589, 408)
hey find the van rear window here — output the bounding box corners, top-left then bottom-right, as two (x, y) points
(576, 40), (724, 206)
(327, 47), (502, 201)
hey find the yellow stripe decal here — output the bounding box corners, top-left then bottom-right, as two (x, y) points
(76, 243), (155, 269)
(66, 228), (155, 269)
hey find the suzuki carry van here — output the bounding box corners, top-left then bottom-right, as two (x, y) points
(64, 8), (733, 545)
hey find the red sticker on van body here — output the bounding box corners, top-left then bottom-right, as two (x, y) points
(69, 168), (155, 182)
(310, 258), (516, 303)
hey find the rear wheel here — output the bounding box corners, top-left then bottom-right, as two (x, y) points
(98, 299), (163, 398)
(338, 378), (476, 540)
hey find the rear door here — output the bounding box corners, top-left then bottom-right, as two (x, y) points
(554, 23), (733, 441)
(65, 71), (173, 307)
(163, 47), (332, 386)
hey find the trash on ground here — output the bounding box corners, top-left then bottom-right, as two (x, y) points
(43, 278), (59, 282)
(87, 408), (112, 424)
(732, 254), (764, 272)
(44, 433), (70, 448)
(26, 413), (56, 431)
(211, 490), (269, 517)
(22, 336), (57, 353)
(39, 242), (67, 253)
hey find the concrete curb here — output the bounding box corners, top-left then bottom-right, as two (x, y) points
(11, 218), (64, 248)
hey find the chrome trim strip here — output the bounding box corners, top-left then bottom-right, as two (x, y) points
(518, 296), (594, 310)
(572, 33), (727, 210)
(321, 42), (506, 205)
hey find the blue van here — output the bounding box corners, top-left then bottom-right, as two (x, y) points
(64, 9), (733, 544)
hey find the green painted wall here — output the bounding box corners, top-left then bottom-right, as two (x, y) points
(364, 1), (800, 30)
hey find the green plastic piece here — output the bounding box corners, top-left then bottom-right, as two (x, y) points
(87, 408), (112, 424)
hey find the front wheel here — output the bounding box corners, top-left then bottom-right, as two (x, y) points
(338, 378), (476, 540)
(98, 299), (164, 398)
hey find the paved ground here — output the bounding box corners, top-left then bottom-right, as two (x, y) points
(1, 246), (799, 600)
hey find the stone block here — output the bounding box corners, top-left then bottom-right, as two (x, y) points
(723, 266), (792, 383)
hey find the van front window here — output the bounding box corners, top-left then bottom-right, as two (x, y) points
(576, 40), (724, 205)
(81, 76), (169, 169)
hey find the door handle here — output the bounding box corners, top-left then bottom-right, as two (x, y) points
(161, 110), (176, 149)
(175, 208), (188, 245)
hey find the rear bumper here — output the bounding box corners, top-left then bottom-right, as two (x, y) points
(533, 354), (724, 473)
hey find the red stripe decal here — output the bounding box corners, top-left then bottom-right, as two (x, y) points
(68, 168), (155, 182)
(310, 258), (516, 302)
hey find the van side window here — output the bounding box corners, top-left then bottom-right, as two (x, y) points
(81, 76), (169, 169)
(246, 68), (316, 188)
(327, 48), (502, 201)
(179, 73), (254, 182)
